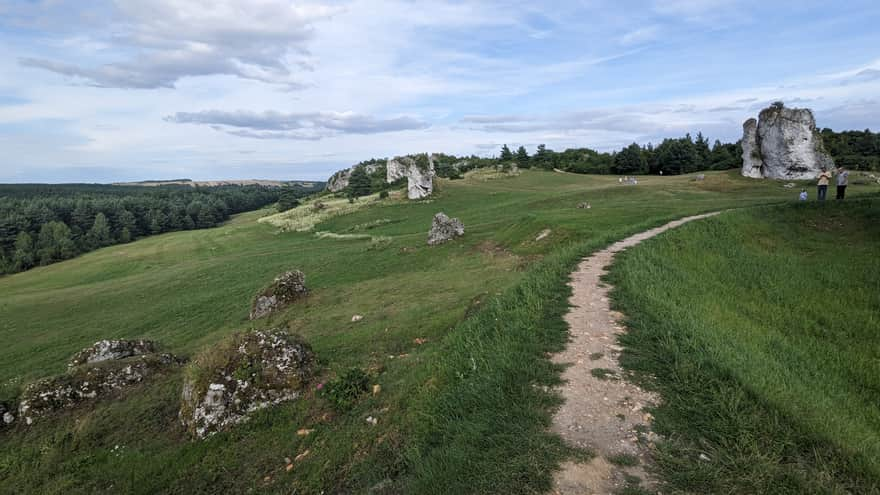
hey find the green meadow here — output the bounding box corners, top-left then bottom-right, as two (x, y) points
(608, 199), (880, 494)
(0, 170), (877, 494)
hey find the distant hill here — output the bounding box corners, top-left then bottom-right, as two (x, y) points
(111, 179), (322, 188)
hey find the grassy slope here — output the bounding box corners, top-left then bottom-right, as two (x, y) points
(0, 170), (874, 493)
(607, 199), (880, 494)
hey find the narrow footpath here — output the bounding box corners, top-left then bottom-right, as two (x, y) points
(551, 212), (721, 495)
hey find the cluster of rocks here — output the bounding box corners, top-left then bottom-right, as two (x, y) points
(387, 154), (435, 199)
(427, 212), (465, 245)
(741, 103), (835, 180)
(326, 153), (438, 200)
(249, 270), (309, 320)
(17, 340), (182, 425)
(179, 328), (314, 438)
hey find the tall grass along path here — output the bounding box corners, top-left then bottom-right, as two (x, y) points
(551, 212), (720, 495)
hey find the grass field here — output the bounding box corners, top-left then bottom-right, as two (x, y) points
(0, 169), (876, 493)
(607, 199), (880, 494)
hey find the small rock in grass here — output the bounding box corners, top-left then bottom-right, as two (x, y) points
(296, 428), (314, 436)
(699, 453), (711, 462)
(285, 464), (294, 472)
(351, 315), (364, 323)
(366, 416), (378, 426)
(295, 449), (311, 462)
(535, 229), (551, 241)
(372, 384), (381, 395)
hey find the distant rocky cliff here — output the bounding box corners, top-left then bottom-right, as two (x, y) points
(741, 103), (834, 179)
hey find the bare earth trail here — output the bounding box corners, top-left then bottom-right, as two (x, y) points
(551, 212), (721, 495)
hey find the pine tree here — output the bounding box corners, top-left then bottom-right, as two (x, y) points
(499, 144), (514, 162)
(515, 146), (530, 168)
(347, 166), (372, 198)
(36, 221), (76, 265)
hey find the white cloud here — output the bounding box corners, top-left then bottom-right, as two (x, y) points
(17, 0), (338, 88)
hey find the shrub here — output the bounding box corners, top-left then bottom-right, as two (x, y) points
(321, 367), (369, 411)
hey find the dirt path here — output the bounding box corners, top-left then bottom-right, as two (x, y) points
(551, 212), (721, 495)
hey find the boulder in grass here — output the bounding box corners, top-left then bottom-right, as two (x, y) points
(427, 212), (464, 246)
(18, 352), (183, 425)
(179, 328), (314, 438)
(249, 270), (309, 320)
(68, 339), (158, 368)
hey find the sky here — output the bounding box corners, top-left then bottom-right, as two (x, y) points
(1, 0), (879, 183)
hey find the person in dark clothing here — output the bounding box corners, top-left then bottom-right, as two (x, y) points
(836, 167), (849, 199)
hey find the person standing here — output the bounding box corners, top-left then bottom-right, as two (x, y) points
(817, 168), (831, 201)
(836, 166), (849, 199)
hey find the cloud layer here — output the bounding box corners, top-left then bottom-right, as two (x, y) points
(16, 0), (336, 88)
(166, 110), (429, 140)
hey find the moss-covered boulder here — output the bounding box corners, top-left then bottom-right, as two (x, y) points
(180, 328), (314, 438)
(249, 270), (308, 320)
(68, 339), (158, 368)
(18, 352), (183, 425)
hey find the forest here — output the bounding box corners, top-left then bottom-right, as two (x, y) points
(0, 183), (319, 276)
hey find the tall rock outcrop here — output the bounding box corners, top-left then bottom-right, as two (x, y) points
(741, 103), (834, 179)
(740, 118), (764, 178)
(326, 168), (352, 192)
(386, 154), (435, 199)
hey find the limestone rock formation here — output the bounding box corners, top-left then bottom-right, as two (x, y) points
(386, 157), (410, 183)
(68, 339), (158, 368)
(741, 103), (834, 179)
(19, 348), (182, 425)
(387, 155), (435, 199)
(179, 328), (314, 438)
(427, 212), (464, 245)
(326, 168), (352, 192)
(740, 118), (764, 179)
(249, 270), (308, 320)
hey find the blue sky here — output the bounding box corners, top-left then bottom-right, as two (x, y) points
(1, 0), (879, 183)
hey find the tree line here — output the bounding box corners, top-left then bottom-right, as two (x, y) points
(495, 127), (878, 175)
(497, 132), (741, 175)
(0, 184), (287, 275)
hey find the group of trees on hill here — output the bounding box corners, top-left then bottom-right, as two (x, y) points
(497, 133), (742, 175)
(819, 128), (880, 170)
(0, 184), (285, 275)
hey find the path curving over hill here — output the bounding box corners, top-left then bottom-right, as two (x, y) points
(551, 212), (721, 495)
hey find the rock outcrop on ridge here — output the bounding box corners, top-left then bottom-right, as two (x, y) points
(741, 103), (834, 179)
(387, 154), (435, 199)
(179, 328), (314, 438)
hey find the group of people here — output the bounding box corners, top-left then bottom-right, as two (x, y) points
(799, 166), (849, 201)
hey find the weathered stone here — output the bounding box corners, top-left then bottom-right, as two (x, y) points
(249, 270), (308, 320)
(179, 328), (314, 438)
(386, 155), (435, 199)
(1, 402), (13, 426)
(741, 103), (835, 179)
(427, 212), (465, 245)
(741, 118), (764, 178)
(68, 339), (158, 368)
(326, 168), (352, 192)
(18, 353), (183, 425)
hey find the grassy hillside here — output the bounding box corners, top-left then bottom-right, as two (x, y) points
(608, 199), (880, 493)
(0, 170), (875, 493)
